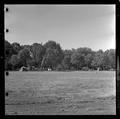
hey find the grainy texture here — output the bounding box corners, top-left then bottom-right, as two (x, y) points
(5, 71), (116, 115)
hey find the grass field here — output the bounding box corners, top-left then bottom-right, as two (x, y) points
(5, 71), (116, 115)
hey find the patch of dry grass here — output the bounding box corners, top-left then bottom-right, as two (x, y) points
(5, 71), (116, 115)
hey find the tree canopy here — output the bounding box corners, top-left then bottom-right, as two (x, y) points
(5, 40), (115, 71)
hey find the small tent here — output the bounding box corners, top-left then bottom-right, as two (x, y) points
(19, 66), (28, 71)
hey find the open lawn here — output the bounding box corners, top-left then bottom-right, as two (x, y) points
(5, 71), (116, 115)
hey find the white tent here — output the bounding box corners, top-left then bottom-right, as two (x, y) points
(19, 66), (28, 71)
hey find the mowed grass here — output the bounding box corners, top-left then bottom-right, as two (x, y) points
(5, 71), (116, 115)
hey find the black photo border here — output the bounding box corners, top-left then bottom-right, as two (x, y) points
(0, 0), (120, 119)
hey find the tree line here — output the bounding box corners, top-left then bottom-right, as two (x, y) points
(5, 40), (115, 71)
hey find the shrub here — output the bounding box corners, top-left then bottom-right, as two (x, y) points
(82, 67), (89, 71)
(70, 66), (76, 71)
(56, 64), (64, 71)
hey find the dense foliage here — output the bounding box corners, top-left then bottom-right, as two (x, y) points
(5, 40), (115, 71)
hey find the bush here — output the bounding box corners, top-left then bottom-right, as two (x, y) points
(70, 66), (76, 71)
(82, 67), (89, 71)
(56, 64), (64, 71)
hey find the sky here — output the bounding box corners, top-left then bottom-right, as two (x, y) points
(5, 5), (115, 51)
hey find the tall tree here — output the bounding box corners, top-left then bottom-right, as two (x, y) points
(41, 41), (63, 69)
(10, 54), (21, 70)
(31, 43), (45, 67)
(12, 42), (21, 54)
(71, 47), (94, 70)
(108, 49), (115, 69)
(44, 40), (58, 49)
(62, 50), (72, 70)
(91, 49), (104, 69)
(5, 40), (14, 59)
(17, 48), (31, 67)
(71, 52), (85, 70)
(5, 40), (14, 70)
(103, 49), (115, 69)
(84, 54), (93, 68)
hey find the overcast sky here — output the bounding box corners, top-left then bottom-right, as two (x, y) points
(5, 5), (115, 51)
